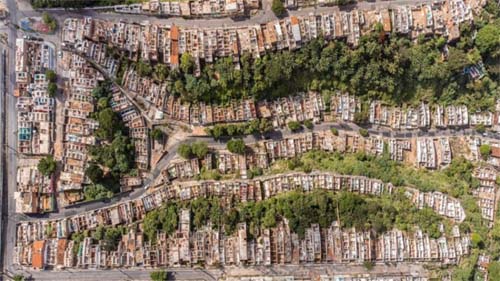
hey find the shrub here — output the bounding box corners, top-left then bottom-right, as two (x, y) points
(150, 128), (164, 141)
(475, 124), (486, 134)
(150, 271), (168, 281)
(304, 119), (314, 130)
(359, 128), (369, 137)
(479, 144), (491, 160)
(287, 121), (302, 132)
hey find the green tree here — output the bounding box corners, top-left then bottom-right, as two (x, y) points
(287, 121), (301, 132)
(42, 12), (57, 31)
(475, 20), (500, 58)
(262, 207), (277, 228)
(92, 81), (112, 99)
(258, 118), (273, 134)
(37, 156), (57, 176)
(331, 128), (339, 136)
(471, 232), (484, 249)
(180, 53), (195, 74)
(84, 184), (113, 201)
(210, 125), (225, 140)
(92, 225), (105, 241)
(227, 139), (246, 154)
(13, 275), (24, 281)
(479, 144), (491, 160)
(96, 108), (123, 141)
(489, 261), (500, 281)
(45, 69), (56, 82)
(103, 227), (123, 251)
(191, 141), (209, 159)
(136, 60), (152, 77)
(85, 163), (103, 183)
(304, 119), (314, 130)
(475, 124), (486, 134)
(154, 64), (169, 81)
(47, 82), (57, 97)
(363, 261), (374, 271)
(150, 128), (164, 141)
(359, 128), (369, 137)
(271, 0), (286, 17)
(143, 209), (160, 242)
(177, 143), (193, 159)
(150, 271), (168, 281)
(160, 204), (178, 235)
(97, 97), (109, 110)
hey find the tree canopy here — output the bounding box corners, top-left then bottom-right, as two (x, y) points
(86, 163), (104, 183)
(479, 144), (491, 160)
(271, 0), (286, 17)
(150, 128), (165, 141)
(177, 143), (193, 159)
(37, 156), (57, 176)
(227, 139), (246, 154)
(45, 69), (56, 82)
(191, 141), (209, 159)
(287, 121), (302, 132)
(42, 12), (57, 31)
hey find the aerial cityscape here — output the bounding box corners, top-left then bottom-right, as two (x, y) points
(0, 0), (498, 280)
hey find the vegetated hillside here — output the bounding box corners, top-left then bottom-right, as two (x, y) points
(115, 13), (499, 110)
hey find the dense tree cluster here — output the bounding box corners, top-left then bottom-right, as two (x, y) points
(142, 189), (446, 240)
(92, 225), (126, 251)
(177, 141), (209, 159)
(83, 184), (113, 201)
(279, 150), (481, 199)
(143, 203), (179, 242)
(114, 21), (498, 111)
(85, 81), (136, 199)
(141, 149), (491, 245)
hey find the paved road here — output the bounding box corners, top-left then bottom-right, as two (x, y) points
(15, 0), (440, 28)
(14, 262), (428, 280)
(2, 0), (23, 276)
(9, 267), (221, 281)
